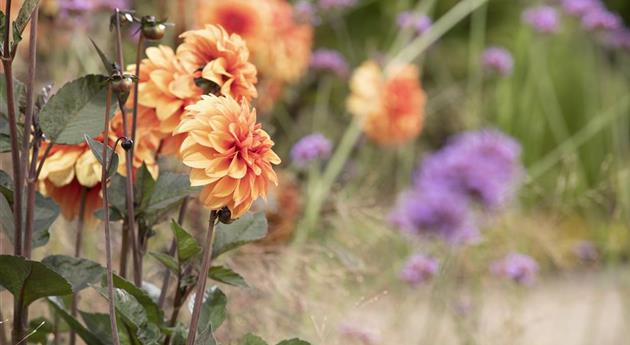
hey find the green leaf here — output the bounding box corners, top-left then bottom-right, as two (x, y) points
(42, 255), (104, 293)
(84, 134), (118, 178)
(0, 256), (72, 307)
(26, 317), (53, 345)
(212, 212), (268, 258)
(276, 340), (311, 345)
(107, 174), (127, 215)
(11, 0), (41, 51)
(95, 287), (163, 345)
(0, 11), (5, 46)
(196, 328), (217, 345)
(208, 265), (247, 287)
(110, 274), (163, 325)
(145, 173), (194, 214)
(171, 220), (202, 263)
(39, 74), (115, 144)
(0, 77), (26, 118)
(0, 117), (11, 152)
(149, 252), (178, 273)
(80, 312), (133, 345)
(0, 172), (60, 249)
(89, 38), (114, 75)
(135, 164), (156, 211)
(239, 334), (268, 345)
(196, 286), (226, 342)
(47, 297), (107, 345)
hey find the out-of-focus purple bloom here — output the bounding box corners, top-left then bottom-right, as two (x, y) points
(522, 6), (560, 34)
(604, 28), (630, 49)
(482, 47), (514, 76)
(295, 1), (321, 26)
(318, 0), (357, 11)
(338, 322), (380, 345)
(415, 129), (522, 209)
(490, 253), (539, 285)
(397, 11), (432, 35)
(582, 8), (622, 31)
(290, 133), (333, 167)
(390, 190), (479, 244)
(310, 49), (349, 78)
(561, 0), (603, 17)
(572, 240), (599, 262)
(400, 254), (438, 286)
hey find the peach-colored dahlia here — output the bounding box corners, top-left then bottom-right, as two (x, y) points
(174, 95), (280, 218)
(177, 25), (258, 102)
(347, 60), (426, 146)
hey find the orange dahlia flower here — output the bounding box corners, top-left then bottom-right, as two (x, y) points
(37, 140), (106, 220)
(196, 0), (313, 84)
(347, 60), (426, 146)
(109, 106), (161, 178)
(174, 95), (280, 218)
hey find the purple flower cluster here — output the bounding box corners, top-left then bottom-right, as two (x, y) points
(318, 0), (358, 11)
(310, 49), (350, 78)
(397, 11), (433, 35)
(490, 253), (539, 285)
(572, 240), (599, 262)
(59, 0), (129, 14)
(562, 0), (601, 17)
(582, 8), (622, 31)
(482, 47), (514, 76)
(522, 6), (560, 34)
(294, 1), (321, 26)
(400, 254), (439, 286)
(338, 322), (380, 345)
(561, 0), (629, 43)
(390, 129), (522, 244)
(290, 133), (333, 168)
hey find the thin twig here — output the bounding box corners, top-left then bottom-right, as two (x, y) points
(113, 9), (142, 286)
(131, 35), (143, 149)
(186, 211), (218, 345)
(68, 187), (87, 345)
(101, 85), (121, 345)
(22, 6), (40, 260)
(33, 143), (53, 182)
(2, 0), (23, 259)
(158, 197), (190, 308)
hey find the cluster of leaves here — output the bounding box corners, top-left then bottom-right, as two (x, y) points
(0, 212), (307, 344)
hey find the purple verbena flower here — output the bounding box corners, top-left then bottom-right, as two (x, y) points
(318, 0), (357, 11)
(310, 49), (349, 78)
(490, 253), (539, 285)
(582, 8), (622, 31)
(482, 47), (514, 76)
(561, 0), (603, 17)
(604, 28), (630, 50)
(572, 240), (599, 262)
(338, 322), (380, 345)
(522, 6), (560, 34)
(290, 133), (333, 167)
(295, 1), (321, 26)
(400, 254), (439, 286)
(415, 129), (522, 209)
(397, 11), (432, 35)
(390, 189), (479, 244)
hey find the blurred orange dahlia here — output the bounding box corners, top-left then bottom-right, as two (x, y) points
(196, 0), (313, 83)
(174, 95), (280, 218)
(347, 60), (426, 146)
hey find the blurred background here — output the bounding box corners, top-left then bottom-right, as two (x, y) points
(2, 0), (630, 344)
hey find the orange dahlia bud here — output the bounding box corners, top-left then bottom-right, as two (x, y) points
(347, 60), (427, 146)
(177, 24), (258, 102)
(174, 95), (281, 219)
